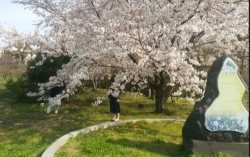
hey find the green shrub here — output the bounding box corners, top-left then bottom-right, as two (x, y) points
(3, 52), (71, 103)
(4, 76), (37, 102)
(27, 52), (70, 83)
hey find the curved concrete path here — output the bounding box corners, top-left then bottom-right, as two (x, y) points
(41, 119), (186, 157)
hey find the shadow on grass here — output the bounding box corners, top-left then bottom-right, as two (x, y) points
(106, 138), (191, 157)
(36, 150), (46, 157)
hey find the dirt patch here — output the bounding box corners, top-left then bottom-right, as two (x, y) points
(65, 144), (81, 156)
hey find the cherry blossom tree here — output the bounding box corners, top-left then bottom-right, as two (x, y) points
(0, 0), (248, 113)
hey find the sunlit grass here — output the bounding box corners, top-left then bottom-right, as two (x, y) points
(0, 83), (247, 157)
(0, 87), (191, 157)
(55, 121), (187, 157)
(55, 121), (233, 157)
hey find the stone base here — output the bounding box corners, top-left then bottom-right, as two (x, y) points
(183, 138), (249, 157)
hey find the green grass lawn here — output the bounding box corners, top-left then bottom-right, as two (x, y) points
(0, 84), (247, 157)
(55, 121), (233, 157)
(56, 121), (188, 157)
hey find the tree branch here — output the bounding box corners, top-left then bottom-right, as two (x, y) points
(189, 31), (205, 45)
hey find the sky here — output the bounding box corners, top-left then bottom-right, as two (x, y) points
(0, 0), (39, 47)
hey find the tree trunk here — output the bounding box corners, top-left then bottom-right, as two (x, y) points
(3, 74), (7, 80)
(150, 86), (155, 100)
(155, 88), (164, 113)
(148, 87), (151, 97)
(164, 85), (177, 103)
(239, 57), (245, 75)
(67, 94), (72, 104)
(92, 79), (97, 91)
(148, 72), (176, 114)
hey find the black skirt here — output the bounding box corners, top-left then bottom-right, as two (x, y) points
(109, 94), (121, 113)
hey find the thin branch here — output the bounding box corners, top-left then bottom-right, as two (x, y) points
(193, 40), (217, 48)
(90, 0), (101, 19)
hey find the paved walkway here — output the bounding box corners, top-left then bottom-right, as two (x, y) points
(41, 118), (186, 157)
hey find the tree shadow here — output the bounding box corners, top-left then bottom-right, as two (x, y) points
(106, 138), (191, 157)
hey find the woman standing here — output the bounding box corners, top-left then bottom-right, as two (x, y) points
(107, 82), (121, 121)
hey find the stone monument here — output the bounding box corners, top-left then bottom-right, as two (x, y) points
(182, 56), (249, 157)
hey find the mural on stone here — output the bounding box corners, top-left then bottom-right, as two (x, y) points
(205, 58), (249, 133)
